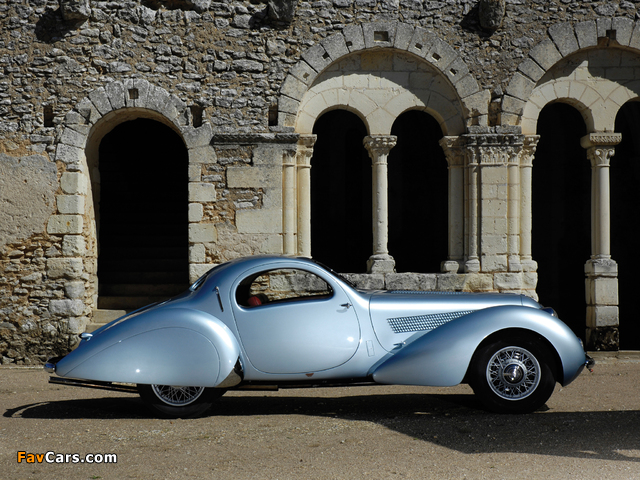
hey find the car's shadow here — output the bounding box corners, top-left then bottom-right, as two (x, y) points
(5, 391), (639, 462)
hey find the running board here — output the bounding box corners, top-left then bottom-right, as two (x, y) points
(49, 376), (138, 394)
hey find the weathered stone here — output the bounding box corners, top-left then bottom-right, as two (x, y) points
(47, 258), (84, 279)
(60, 0), (91, 23)
(268, 0), (298, 22)
(0, 155), (57, 248)
(62, 235), (86, 257)
(479, 0), (505, 32)
(47, 215), (83, 235)
(50, 299), (85, 316)
(189, 183), (217, 202)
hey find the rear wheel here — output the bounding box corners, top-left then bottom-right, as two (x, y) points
(469, 335), (556, 413)
(137, 384), (225, 418)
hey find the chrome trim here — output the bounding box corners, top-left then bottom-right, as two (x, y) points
(48, 376), (138, 393)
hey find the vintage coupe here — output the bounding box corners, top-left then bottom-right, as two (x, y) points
(46, 256), (593, 417)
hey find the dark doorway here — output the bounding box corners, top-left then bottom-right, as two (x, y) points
(311, 110), (371, 273)
(533, 103), (590, 341)
(97, 118), (189, 310)
(612, 101), (640, 350)
(389, 110), (447, 273)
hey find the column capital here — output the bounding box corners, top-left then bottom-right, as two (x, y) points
(363, 135), (397, 158)
(439, 136), (465, 167)
(298, 134), (317, 149)
(519, 135), (540, 167)
(297, 134), (316, 167)
(581, 132), (621, 168)
(580, 132), (622, 149)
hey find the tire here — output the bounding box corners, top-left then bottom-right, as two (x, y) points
(469, 335), (556, 414)
(137, 384), (225, 418)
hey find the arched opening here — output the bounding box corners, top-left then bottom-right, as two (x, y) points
(612, 101), (640, 350)
(97, 118), (189, 310)
(388, 110), (447, 273)
(533, 103), (590, 340)
(311, 110), (371, 273)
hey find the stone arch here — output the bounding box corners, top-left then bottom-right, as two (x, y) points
(503, 18), (640, 349)
(278, 21), (486, 136)
(503, 17), (640, 134)
(54, 79), (213, 311)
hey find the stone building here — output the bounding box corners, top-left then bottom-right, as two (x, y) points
(1, 0), (639, 364)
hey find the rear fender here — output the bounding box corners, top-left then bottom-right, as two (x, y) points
(371, 305), (586, 387)
(55, 308), (240, 387)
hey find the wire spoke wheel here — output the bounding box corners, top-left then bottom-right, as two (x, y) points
(470, 335), (556, 413)
(486, 346), (540, 400)
(151, 385), (205, 407)
(137, 384), (225, 418)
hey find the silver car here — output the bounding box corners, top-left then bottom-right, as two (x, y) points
(45, 255), (593, 418)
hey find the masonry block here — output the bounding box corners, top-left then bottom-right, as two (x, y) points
(189, 182), (216, 202)
(57, 195), (85, 215)
(189, 203), (204, 222)
(61, 172), (88, 195)
(189, 223), (217, 243)
(47, 215), (83, 234)
(47, 258), (84, 279)
(62, 235), (86, 257)
(236, 208), (282, 234)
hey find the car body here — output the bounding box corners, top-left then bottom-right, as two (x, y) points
(45, 255), (593, 417)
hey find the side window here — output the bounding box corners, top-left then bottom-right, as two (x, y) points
(236, 269), (333, 307)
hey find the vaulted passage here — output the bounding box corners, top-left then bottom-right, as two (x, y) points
(97, 118), (189, 310)
(533, 103), (590, 340)
(612, 102), (640, 350)
(389, 110), (447, 273)
(311, 110), (371, 273)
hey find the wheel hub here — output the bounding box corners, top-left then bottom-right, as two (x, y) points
(486, 346), (541, 401)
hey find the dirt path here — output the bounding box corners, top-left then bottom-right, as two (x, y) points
(2, 362), (639, 479)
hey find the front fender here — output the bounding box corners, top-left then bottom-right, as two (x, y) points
(54, 308), (240, 387)
(371, 305), (586, 387)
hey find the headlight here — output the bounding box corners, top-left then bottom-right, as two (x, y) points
(541, 307), (558, 317)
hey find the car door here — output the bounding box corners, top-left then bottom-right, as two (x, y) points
(231, 265), (361, 374)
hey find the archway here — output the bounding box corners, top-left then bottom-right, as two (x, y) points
(311, 110), (371, 273)
(97, 118), (189, 309)
(533, 103), (590, 340)
(612, 101), (640, 350)
(389, 110), (447, 273)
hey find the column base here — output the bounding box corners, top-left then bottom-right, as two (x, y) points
(464, 258), (480, 273)
(586, 326), (619, 351)
(367, 254), (396, 274)
(441, 260), (461, 273)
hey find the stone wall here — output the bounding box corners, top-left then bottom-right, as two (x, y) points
(0, 0), (635, 363)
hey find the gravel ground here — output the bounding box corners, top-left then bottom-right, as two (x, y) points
(1, 359), (639, 480)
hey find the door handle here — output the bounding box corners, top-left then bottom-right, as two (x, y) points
(341, 303), (352, 309)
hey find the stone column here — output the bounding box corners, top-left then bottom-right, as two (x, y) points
(519, 136), (539, 272)
(464, 145), (481, 273)
(581, 132), (621, 350)
(364, 135), (397, 274)
(463, 130), (525, 274)
(439, 136), (465, 273)
(296, 134), (316, 257)
(282, 148), (297, 255)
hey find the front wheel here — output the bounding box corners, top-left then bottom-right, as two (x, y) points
(137, 384), (225, 418)
(469, 336), (556, 414)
